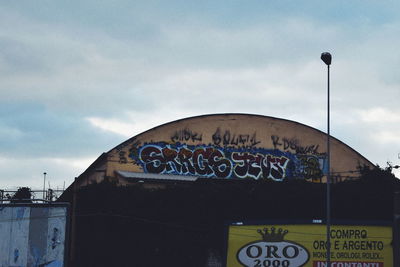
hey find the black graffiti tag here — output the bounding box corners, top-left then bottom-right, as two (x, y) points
(171, 128), (202, 143)
(271, 135), (320, 155)
(212, 128), (260, 147)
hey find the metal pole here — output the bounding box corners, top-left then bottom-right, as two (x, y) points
(321, 52), (332, 267)
(43, 172), (47, 200)
(326, 63), (331, 267)
(393, 192), (400, 267)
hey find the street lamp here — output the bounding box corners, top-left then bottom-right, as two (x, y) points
(321, 52), (332, 267)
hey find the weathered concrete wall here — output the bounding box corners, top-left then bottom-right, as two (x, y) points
(0, 205), (68, 267)
(104, 114), (372, 182)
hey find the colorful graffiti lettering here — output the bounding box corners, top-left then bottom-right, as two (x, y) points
(139, 145), (232, 178)
(298, 155), (324, 180)
(232, 152), (289, 181)
(131, 143), (324, 181)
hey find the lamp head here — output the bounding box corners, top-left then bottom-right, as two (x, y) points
(321, 52), (332, 65)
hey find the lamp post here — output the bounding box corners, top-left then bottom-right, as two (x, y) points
(321, 52), (332, 267)
(43, 172), (47, 200)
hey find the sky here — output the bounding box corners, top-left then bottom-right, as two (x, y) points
(1, 0), (400, 190)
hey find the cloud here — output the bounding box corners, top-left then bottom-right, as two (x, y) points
(2, 4), (397, 119)
(0, 102), (124, 157)
(0, 156), (95, 190)
(1, 10), (340, 121)
(86, 117), (138, 137)
(373, 131), (400, 145)
(1, 0), (400, 189)
(358, 108), (400, 123)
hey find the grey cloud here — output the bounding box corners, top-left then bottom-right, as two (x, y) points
(2, 0), (398, 35)
(0, 102), (124, 157)
(1, 0), (400, 189)
(0, 156), (90, 190)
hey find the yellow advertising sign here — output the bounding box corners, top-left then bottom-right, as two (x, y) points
(226, 224), (392, 267)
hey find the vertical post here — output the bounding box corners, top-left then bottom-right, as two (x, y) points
(326, 63), (331, 267)
(70, 177), (78, 266)
(394, 191), (400, 266)
(43, 172), (47, 200)
(321, 52), (332, 267)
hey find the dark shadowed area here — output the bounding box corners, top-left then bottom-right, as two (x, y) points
(59, 167), (399, 267)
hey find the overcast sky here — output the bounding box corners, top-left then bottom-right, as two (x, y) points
(1, 0), (400, 190)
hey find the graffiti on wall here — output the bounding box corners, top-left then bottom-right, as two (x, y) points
(138, 145), (232, 178)
(212, 128), (260, 148)
(271, 135), (321, 155)
(171, 128), (203, 143)
(129, 142), (326, 181)
(0, 206), (67, 267)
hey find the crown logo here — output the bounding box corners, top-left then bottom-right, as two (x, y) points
(257, 227), (288, 242)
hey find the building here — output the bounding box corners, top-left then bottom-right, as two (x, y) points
(65, 113), (373, 191)
(59, 114), (397, 267)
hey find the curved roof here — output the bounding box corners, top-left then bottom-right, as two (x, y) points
(104, 113), (373, 182)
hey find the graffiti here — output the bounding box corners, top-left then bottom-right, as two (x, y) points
(127, 140), (142, 164)
(232, 152), (289, 181)
(212, 128), (260, 147)
(119, 151), (128, 164)
(298, 155), (324, 180)
(14, 248), (19, 263)
(130, 142), (324, 181)
(139, 145), (232, 178)
(51, 228), (60, 249)
(171, 128), (202, 143)
(271, 135), (320, 155)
